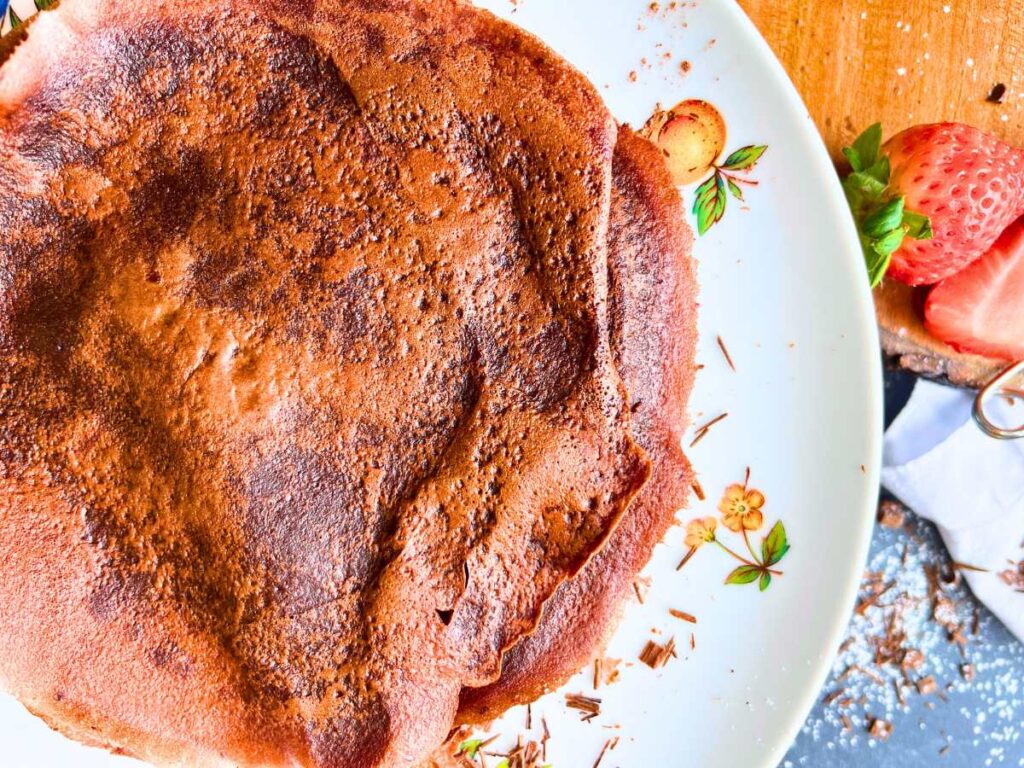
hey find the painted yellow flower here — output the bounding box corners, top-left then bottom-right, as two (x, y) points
(718, 484), (765, 532)
(684, 516), (718, 549)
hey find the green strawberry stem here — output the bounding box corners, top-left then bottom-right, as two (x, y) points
(842, 123), (933, 287)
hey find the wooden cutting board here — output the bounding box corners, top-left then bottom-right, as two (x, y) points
(739, 0), (1024, 388)
(738, 0), (1024, 158)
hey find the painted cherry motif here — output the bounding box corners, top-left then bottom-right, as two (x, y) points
(643, 98), (768, 235)
(643, 98), (727, 185)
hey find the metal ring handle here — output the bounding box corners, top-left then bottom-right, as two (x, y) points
(973, 360), (1024, 440)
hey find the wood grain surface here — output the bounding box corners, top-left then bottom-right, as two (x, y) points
(738, 0), (1024, 158)
(739, 0), (1024, 388)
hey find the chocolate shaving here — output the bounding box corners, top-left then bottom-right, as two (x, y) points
(856, 580), (895, 615)
(565, 692), (602, 721)
(668, 608), (697, 624)
(691, 477), (706, 501)
(676, 547), (697, 571)
(689, 413), (728, 447)
(951, 561), (989, 573)
(716, 334), (736, 371)
(639, 637), (677, 669)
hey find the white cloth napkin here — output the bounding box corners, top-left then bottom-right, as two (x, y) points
(881, 380), (1024, 641)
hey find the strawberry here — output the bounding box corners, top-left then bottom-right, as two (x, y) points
(924, 215), (1024, 361)
(842, 123), (1024, 287)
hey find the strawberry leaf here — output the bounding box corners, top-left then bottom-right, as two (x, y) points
(903, 210), (933, 240)
(33, 0), (56, 10)
(8, 4), (21, 29)
(841, 146), (863, 173)
(759, 571), (772, 592)
(725, 565), (762, 585)
(865, 155), (891, 185)
(842, 123), (932, 286)
(850, 123), (882, 171)
(721, 145), (767, 171)
(872, 226), (907, 257)
(862, 197), (906, 238)
(864, 245), (894, 288)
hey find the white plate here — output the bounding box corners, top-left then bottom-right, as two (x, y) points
(0, 1), (882, 766)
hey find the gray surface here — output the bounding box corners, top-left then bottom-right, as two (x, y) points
(782, 373), (1024, 767)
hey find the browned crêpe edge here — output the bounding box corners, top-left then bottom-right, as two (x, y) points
(0, 1), (649, 766)
(456, 126), (698, 724)
(874, 280), (1004, 389)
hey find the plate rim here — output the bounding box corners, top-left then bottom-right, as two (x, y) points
(718, 2), (884, 764)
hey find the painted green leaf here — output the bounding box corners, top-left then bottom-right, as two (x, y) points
(693, 172), (727, 236)
(763, 520), (790, 566)
(725, 564), (761, 585)
(9, 5), (22, 28)
(726, 177), (744, 201)
(721, 144), (768, 171)
(33, 0), (56, 10)
(759, 571), (772, 592)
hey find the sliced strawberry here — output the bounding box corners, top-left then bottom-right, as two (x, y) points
(924, 216), (1024, 361)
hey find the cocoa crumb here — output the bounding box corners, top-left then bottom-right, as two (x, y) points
(868, 718), (893, 740)
(986, 82), (1007, 103)
(933, 596), (958, 629)
(901, 648), (925, 671)
(823, 689), (844, 706)
(877, 500), (905, 529)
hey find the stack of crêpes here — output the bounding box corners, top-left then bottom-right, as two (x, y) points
(0, 0), (698, 765)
